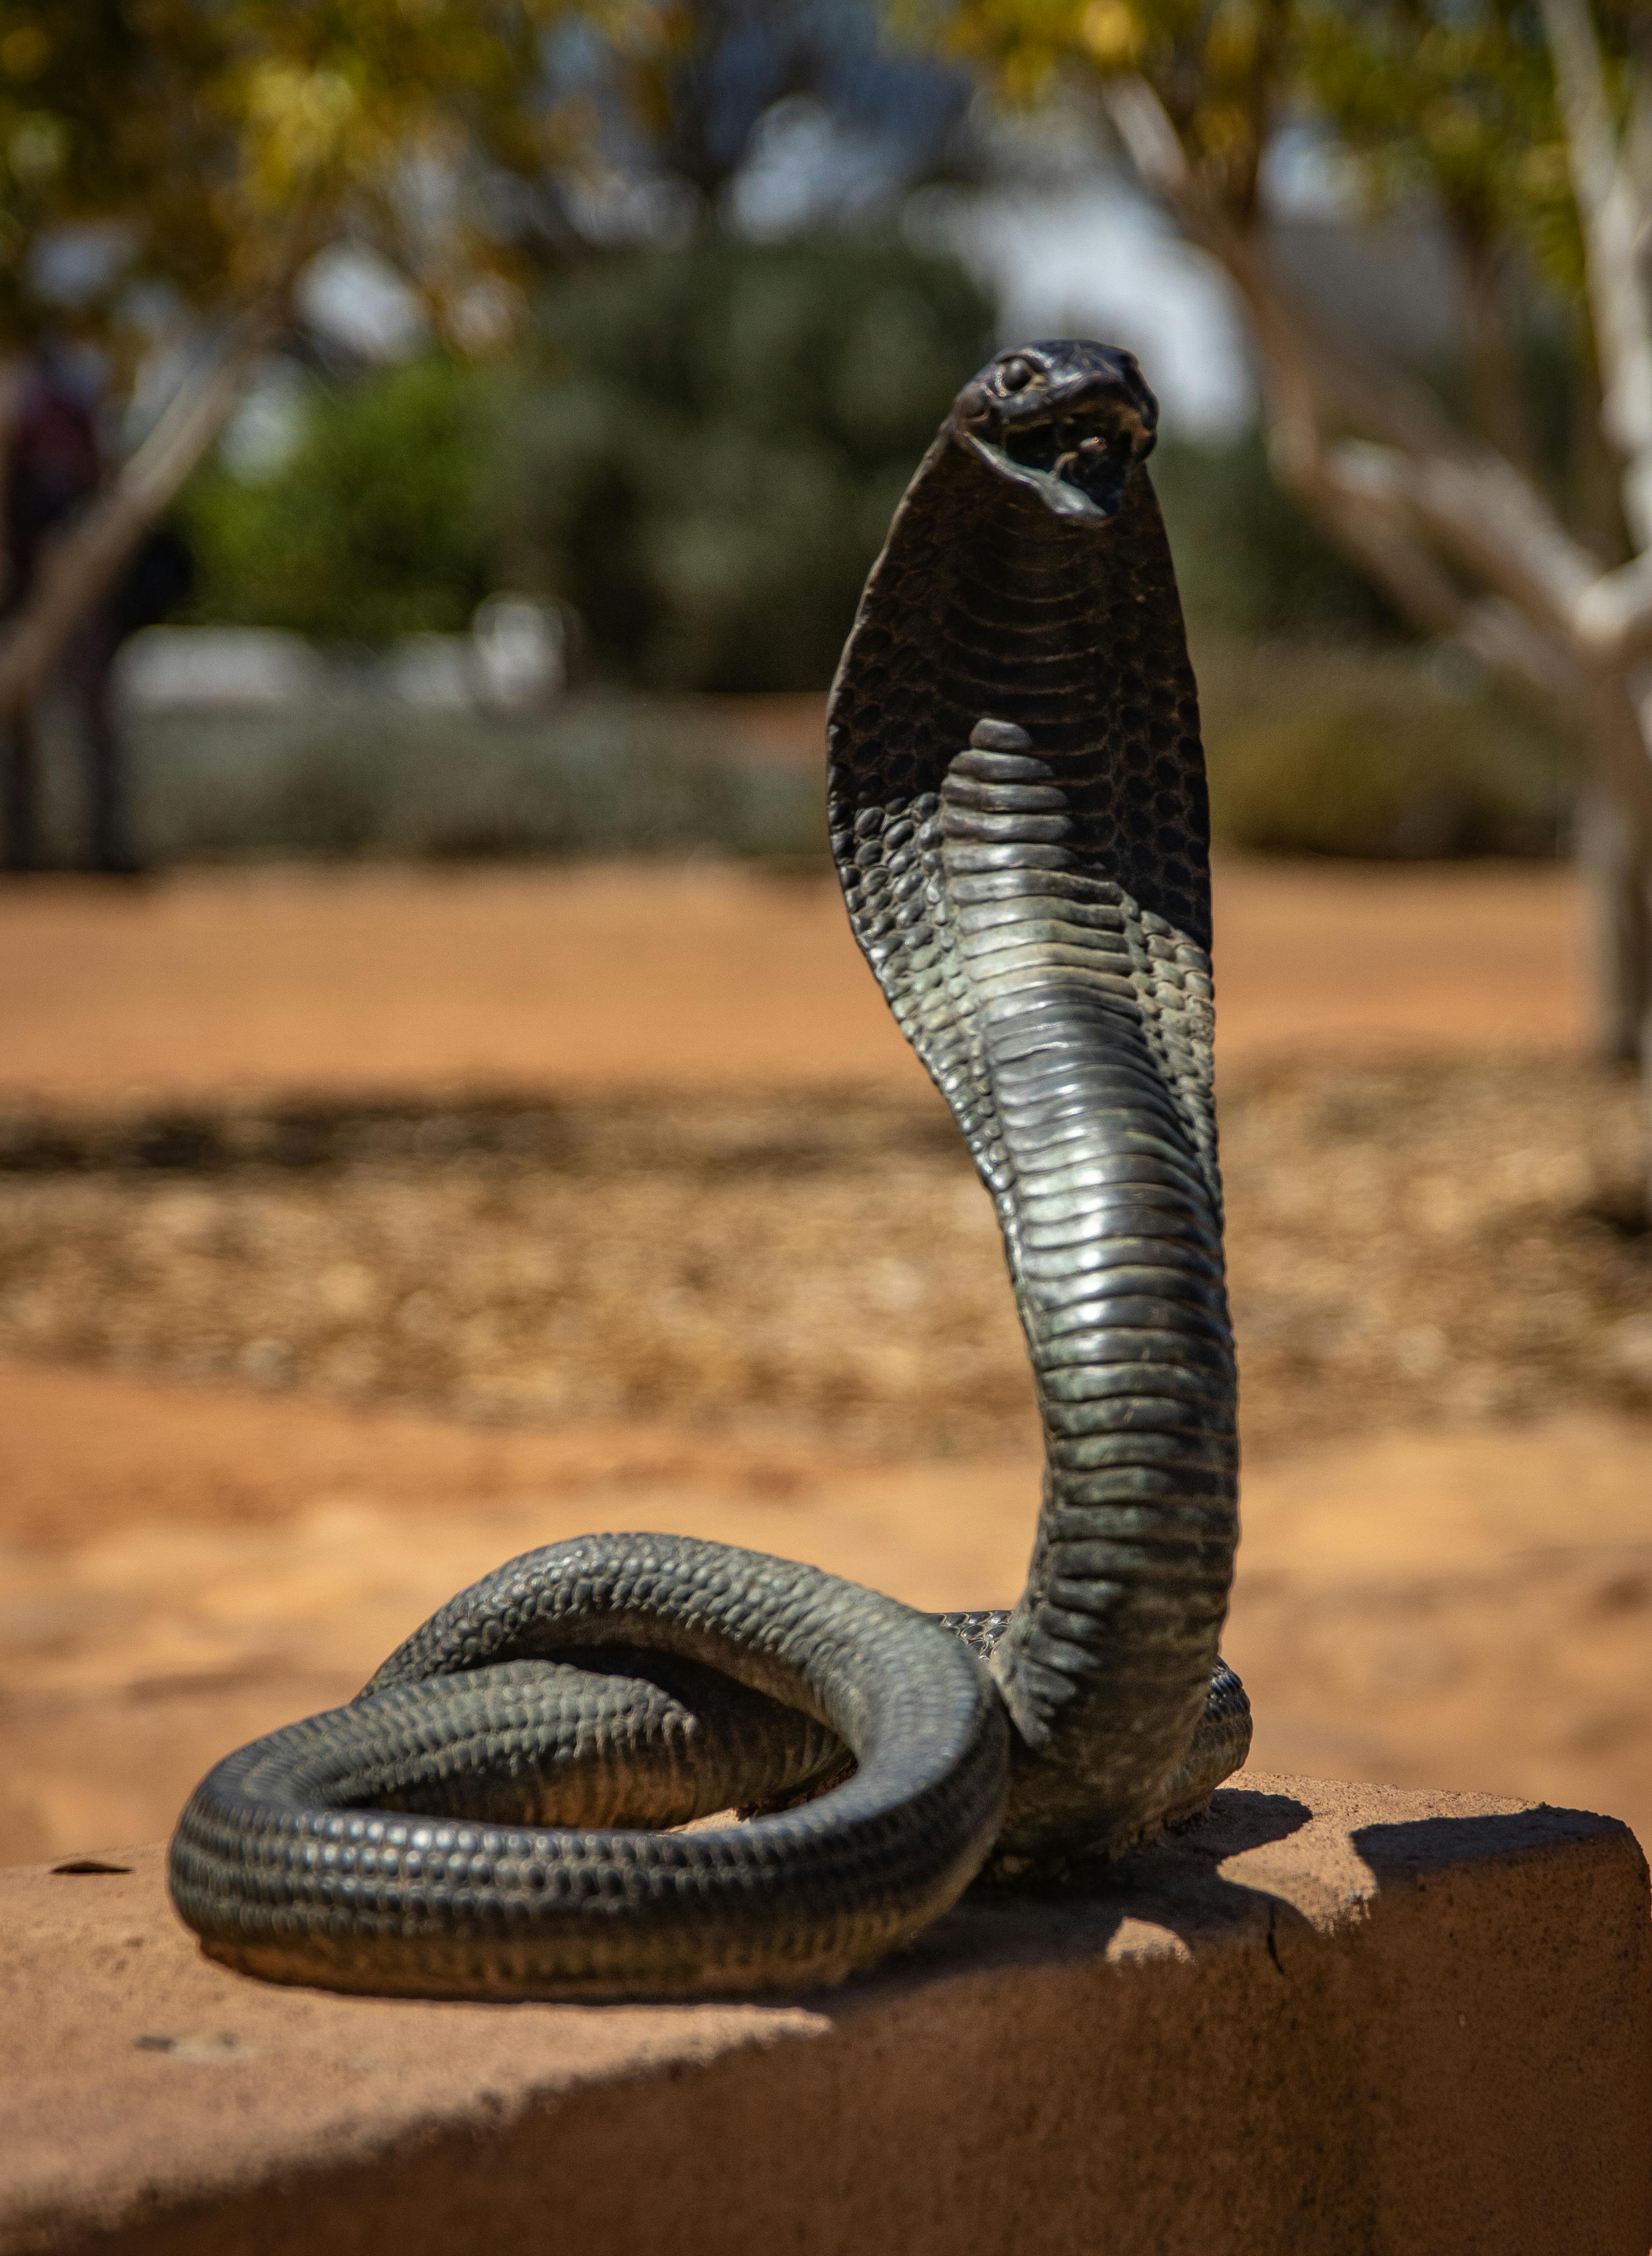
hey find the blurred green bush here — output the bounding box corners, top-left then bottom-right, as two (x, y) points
(173, 230), (1575, 860)
(186, 231), (995, 688)
(1197, 640), (1569, 859)
(187, 359), (495, 644)
(486, 231), (995, 691)
(186, 257), (1386, 672)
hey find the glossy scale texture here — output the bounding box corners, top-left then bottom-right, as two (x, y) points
(827, 343), (1242, 1851)
(168, 340), (1248, 1996)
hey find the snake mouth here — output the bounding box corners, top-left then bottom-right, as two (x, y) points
(954, 342), (1159, 525)
(962, 415), (1144, 523)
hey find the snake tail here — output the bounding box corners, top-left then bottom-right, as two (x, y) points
(168, 1534), (1007, 1997)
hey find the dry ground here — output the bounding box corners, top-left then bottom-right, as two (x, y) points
(1, 857), (1648, 1868)
(0, 852), (1588, 1106)
(4, 1363), (1648, 1862)
(1, 1060), (1648, 1464)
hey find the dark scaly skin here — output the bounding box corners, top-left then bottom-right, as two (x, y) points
(828, 340), (1243, 1856)
(167, 339), (1249, 1997)
(170, 1538), (1006, 1997)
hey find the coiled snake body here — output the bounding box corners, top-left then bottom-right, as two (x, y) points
(168, 341), (1249, 1998)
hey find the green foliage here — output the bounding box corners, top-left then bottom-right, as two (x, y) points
(185, 232), (994, 680)
(185, 359), (495, 643)
(1293, 2), (1640, 303)
(484, 231), (998, 691)
(181, 348), (1399, 667)
(926, 0), (1636, 278)
(0, 0), (630, 355)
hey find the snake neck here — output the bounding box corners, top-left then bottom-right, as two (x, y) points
(936, 722), (1237, 1853)
(829, 455), (1239, 1858)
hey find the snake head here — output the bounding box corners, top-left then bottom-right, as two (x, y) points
(951, 340), (1159, 523)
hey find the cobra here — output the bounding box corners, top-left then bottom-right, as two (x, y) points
(167, 340), (1251, 1998)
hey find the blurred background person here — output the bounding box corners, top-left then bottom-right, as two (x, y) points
(1, 345), (192, 875)
(3, 349), (104, 871)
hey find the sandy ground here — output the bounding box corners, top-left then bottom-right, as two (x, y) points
(1, 858), (1648, 1869)
(0, 854), (1590, 1109)
(3, 1359), (1648, 1863)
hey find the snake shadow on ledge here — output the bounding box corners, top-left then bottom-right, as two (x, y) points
(167, 339), (1253, 2000)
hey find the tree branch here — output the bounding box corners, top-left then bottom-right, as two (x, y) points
(1099, 64), (1652, 833)
(1575, 549), (1652, 660)
(0, 301), (282, 721)
(1100, 76), (1463, 460)
(1538, 0), (1652, 548)
(1284, 436), (1582, 703)
(1324, 440), (1601, 635)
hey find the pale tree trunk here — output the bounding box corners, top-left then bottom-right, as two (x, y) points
(1577, 780), (1652, 1060)
(1100, 22), (1652, 1151)
(1573, 683), (1652, 1070)
(0, 301), (283, 726)
(1538, 0), (1652, 1117)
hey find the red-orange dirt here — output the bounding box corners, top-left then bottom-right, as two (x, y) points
(0, 853), (1589, 1109)
(1, 858), (1646, 1868)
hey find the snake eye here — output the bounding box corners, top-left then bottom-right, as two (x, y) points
(999, 356), (1034, 393)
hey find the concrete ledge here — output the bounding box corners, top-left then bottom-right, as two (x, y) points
(4, 1773), (1649, 2256)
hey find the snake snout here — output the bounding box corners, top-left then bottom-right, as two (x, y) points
(955, 340), (1159, 524)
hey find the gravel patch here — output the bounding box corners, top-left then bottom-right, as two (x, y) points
(0, 1056), (1646, 1461)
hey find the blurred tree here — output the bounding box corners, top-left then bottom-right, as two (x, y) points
(1150, 427), (1398, 639)
(186, 357), (495, 643)
(0, 0), (634, 718)
(486, 231), (996, 687)
(917, 0), (1652, 1102)
(184, 232), (994, 680)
